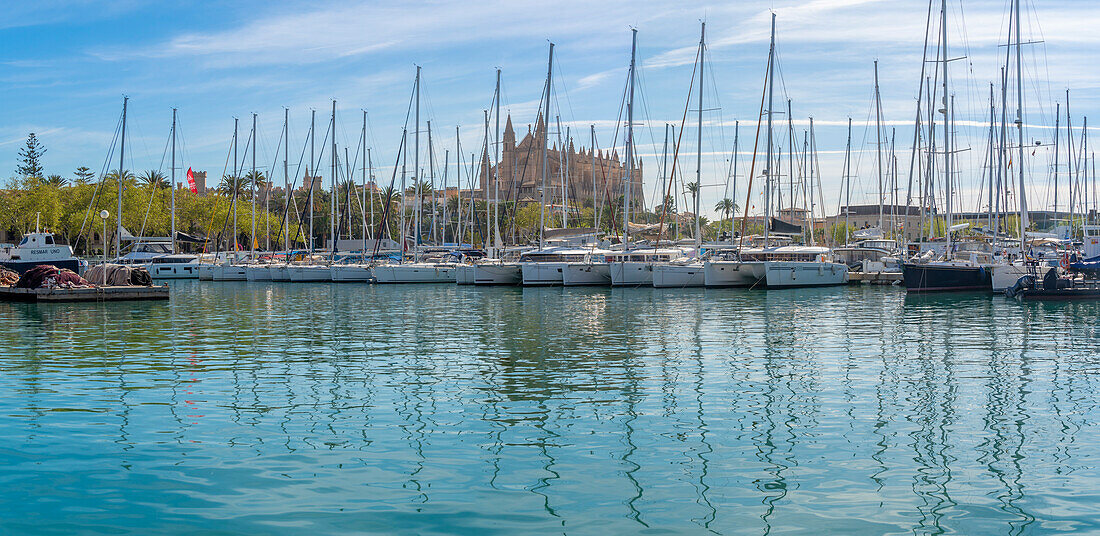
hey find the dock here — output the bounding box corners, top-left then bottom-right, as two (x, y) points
(848, 272), (903, 285)
(0, 285), (170, 302)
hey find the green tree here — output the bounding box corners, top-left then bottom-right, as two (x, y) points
(139, 169), (168, 189)
(16, 133), (46, 179)
(73, 166), (94, 185)
(43, 174), (67, 187)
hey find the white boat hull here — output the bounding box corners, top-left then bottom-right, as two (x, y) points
(562, 263), (611, 286)
(270, 265), (291, 281)
(456, 265), (476, 285)
(474, 263), (522, 285)
(991, 263), (1032, 292)
(330, 264), (374, 282)
(288, 265), (332, 282)
(149, 264), (200, 279)
(212, 264), (248, 281)
(763, 261), (848, 288)
(373, 263), (457, 283)
(245, 265), (272, 281)
(521, 262), (566, 286)
(609, 261), (654, 287)
(652, 263), (705, 288)
(198, 264), (215, 280)
(704, 260), (764, 287)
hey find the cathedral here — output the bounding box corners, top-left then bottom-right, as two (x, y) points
(479, 115), (644, 209)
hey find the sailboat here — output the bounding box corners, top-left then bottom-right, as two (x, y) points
(287, 107), (335, 282)
(653, 23), (708, 288)
(904, 0), (997, 292)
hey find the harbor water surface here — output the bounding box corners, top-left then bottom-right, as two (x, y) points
(2, 282), (1098, 534)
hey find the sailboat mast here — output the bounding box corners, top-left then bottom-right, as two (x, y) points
(170, 107), (177, 254)
(428, 120), (436, 244)
(730, 121), (740, 244)
(874, 60), (884, 231)
(625, 28), (638, 249)
(694, 25), (703, 251)
(251, 112), (257, 258)
(764, 14), (776, 243)
(309, 110), (315, 254)
(117, 97), (127, 262)
(283, 108), (289, 253)
(844, 118), (852, 241)
(331, 100), (337, 255)
(592, 125), (598, 232)
(484, 111), (491, 249)
(1014, 0), (1029, 241)
(539, 43), (554, 250)
(494, 68), (502, 254)
(362, 111), (367, 250)
(414, 67), (421, 253)
(232, 117), (239, 257)
(940, 0), (953, 258)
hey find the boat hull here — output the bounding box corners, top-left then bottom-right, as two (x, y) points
(287, 265), (332, 282)
(149, 263), (200, 279)
(474, 263), (522, 285)
(197, 264), (215, 280)
(652, 263), (706, 288)
(763, 261), (849, 288)
(990, 263), (1033, 292)
(270, 265), (291, 281)
(455, 265), (476, 285)
(245, 265), (272, 281)
(902, 262), (992, 292)
(521, 262), (566, 286)
(373, 264), (457, 283)
(330, 264), (373, 282)
(562, 263), (611, 286)
(704, 260), (764, 287)
(608, 261), (654, 287)
(212, 265), (248, 281)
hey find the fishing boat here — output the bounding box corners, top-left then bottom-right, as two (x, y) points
(0, 231), (82, 274)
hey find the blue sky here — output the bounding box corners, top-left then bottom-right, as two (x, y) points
(3, 0), (1099, 217)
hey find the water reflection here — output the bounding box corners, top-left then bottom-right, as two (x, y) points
(1, 282), (1099, 534)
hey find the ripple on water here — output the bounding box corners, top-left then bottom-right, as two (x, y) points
(1, 281), (1099, 534)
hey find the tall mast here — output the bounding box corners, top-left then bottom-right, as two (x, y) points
(170, 107), (177, 254)
(309, 109), (315, 254)
(493, 68), (502, 255)
(844, 118), (853, 241)
(250, 112), (257, 258)
(1014, 0), (1029, 241)
(283, 108), (289, 253)
(232, 117), (239, 257)
(940, 0), (953, 259)
(730, 121), (740, 244)
(592, 125), (598, 232)
(116, 97), (127, 262)
(874, 59), (884, 231)
(362, 111), (367, 251)
(1054, 103), (1061, 217)
(331, 100), (337, 255)
(414, 67), (421, 251)
(764, 14), (776, 243)
(693, 24), (704, 253)
(625, 28), (638, 249)
(455, 126), (462, 244)
(485, 111), (492, 248)
(401, 127), (407, 259)
(539, 43), (554, 250)
(428, 120), (436, 244)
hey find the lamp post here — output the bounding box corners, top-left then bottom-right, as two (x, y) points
(100, 210), (109, 285)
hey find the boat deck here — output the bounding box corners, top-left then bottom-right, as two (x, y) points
(0, 285), (170, 302)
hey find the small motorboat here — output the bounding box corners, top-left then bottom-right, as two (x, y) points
(1004, 268), (1100, 300)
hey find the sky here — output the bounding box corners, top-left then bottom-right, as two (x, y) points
(3, 0), (1100, 219)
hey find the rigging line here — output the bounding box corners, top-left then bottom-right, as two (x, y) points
(76, 110), (124, 251)
(735, 38), (772, 252)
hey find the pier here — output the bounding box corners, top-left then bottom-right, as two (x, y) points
(0, 285), (169, 302)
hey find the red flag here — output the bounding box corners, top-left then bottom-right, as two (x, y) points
(187, 167), (197, 193)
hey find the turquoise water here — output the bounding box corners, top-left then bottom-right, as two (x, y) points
(2, 282), (1099, 535)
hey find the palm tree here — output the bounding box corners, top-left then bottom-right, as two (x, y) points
(105, 169), (135, 187)
(714, 198), (737, 221)
(219, 174), (248, 199)
(139, 169), (168, 189)
(43, 174), (67, 187)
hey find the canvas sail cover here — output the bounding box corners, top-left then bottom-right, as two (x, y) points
(769, 217), (802, 235)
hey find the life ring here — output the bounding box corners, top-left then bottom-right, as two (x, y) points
(1060, 254), (1070, 270)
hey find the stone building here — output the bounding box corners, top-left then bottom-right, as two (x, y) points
(480, 115), (643, 209)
